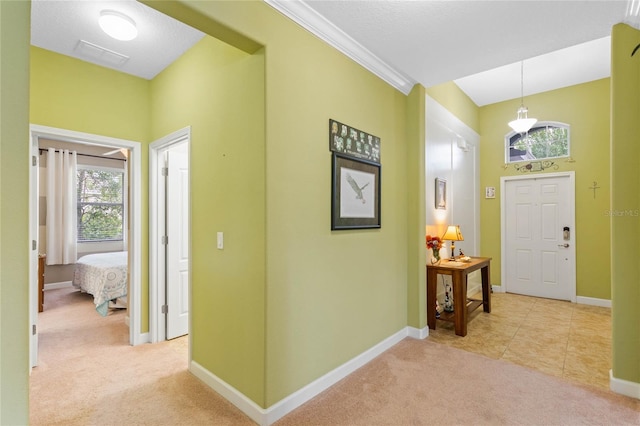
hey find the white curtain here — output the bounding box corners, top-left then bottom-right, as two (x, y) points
(46, 148), (77, 265)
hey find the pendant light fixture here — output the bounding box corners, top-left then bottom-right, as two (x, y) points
(508, 61), (537, 134)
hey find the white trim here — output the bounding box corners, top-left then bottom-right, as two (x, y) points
(407, 326), (429, 340)
(265, 0), (415, 95)
(190, 361), (267, 425)
(29, 124), (144, 346)
(44, 281), (72, 290)
(610, 370), (640, 399)
(500, 172), (577, 303)
(191, 327), (412, 425)
(492, 285), (503, 293)
(149, 127), (191, 344)
(576, 296), (611, 308)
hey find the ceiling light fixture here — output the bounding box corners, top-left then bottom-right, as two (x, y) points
(99, 10), (138, 41)
(508, 61), (537, 134)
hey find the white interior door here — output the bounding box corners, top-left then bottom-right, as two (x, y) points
(166, 143), (189, 339)
(504, 174), (575, 301)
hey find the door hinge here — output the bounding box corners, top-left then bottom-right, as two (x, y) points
(161, 236), (168, 245)
(32, 156), (37, 166)
(162, 167), (168, 177)
(32, 324), (37, 335)
(162, 305), (168, 314)
(32, 240), (37, 251)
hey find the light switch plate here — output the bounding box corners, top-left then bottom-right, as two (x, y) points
(217, 232), (223, 249)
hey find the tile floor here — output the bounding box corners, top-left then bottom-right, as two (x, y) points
(427, 292), (612, 390)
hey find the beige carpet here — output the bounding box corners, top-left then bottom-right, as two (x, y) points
(31, 287), (639, 425)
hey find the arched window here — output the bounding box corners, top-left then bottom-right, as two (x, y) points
(506, 122), (570, 163)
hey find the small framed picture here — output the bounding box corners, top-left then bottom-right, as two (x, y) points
(435, 178), (446, 209)
(331, 153), (381, 230)
(485, 186), (496, 199)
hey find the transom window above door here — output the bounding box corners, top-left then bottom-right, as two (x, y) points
(506, 122), (570, 163)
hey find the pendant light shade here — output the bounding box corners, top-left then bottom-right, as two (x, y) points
(508, 62), (537, 134)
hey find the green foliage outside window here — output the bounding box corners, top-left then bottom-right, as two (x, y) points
(77, 168), (124, 241)
(508, 124), (569, 163)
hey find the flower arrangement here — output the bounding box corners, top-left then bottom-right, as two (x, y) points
(426, 235), (442, 250)
(426, 235), (442, 261)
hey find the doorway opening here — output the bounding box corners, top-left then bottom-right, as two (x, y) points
(29, 124), (144, 367)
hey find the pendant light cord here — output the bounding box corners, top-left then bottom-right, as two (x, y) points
(519, 61), (524, 106)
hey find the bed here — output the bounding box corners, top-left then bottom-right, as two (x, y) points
(73, 251), (128, 316)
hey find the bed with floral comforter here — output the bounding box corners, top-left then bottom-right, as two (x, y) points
(72, 251), (127, 316)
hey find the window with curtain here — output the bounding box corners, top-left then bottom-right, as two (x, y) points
(77, 166), (125, 242)
(506, 122), (570, 163)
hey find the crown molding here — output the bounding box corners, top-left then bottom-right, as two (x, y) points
(265, 0), (415, 95)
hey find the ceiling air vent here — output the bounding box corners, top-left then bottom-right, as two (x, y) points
(74, 40), (129, 67)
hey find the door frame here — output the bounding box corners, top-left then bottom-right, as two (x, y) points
(149, 127), (191, 343)
(29, 124), (144, 367)
(500, 171), (576, 302)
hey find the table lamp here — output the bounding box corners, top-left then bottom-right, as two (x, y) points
(442, 225), (464, 261)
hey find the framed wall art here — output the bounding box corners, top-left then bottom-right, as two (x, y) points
(329, 119), (380, 164)
(435, 178), (446, 209)
(331, 153), (381, 230)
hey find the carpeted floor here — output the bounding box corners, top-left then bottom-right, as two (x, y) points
(31, 287), (639, 425)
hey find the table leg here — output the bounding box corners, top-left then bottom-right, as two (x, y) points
(453, 270), (468, 337)
(427, 268), (437, 330)
(481, 264), (491, 313)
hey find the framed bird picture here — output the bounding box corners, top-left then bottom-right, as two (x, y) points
(331, 153), (381, 230)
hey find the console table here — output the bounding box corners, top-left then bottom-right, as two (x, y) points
(426, 257), (492, 336)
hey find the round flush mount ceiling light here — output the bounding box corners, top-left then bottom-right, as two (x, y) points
(99, 10), (138, 41)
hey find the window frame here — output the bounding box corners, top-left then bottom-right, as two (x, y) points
(505, 121), (571, 164)
(76, 164), (128, 243)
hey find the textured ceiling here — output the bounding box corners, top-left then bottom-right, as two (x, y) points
(32, 1), (637, 106)
(31, 0), (204, 80)
(299, 0), (631, 105)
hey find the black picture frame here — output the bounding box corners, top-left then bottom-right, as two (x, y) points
(331, 153), (381, 230)
(435, 178), (446, 210)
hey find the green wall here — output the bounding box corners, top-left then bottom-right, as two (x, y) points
(406, 85), (427, 331)
(0, 1), (30, 423)
(147, 0), (416, 407)
(479, 78), (611, 300)
(427, 81), (480, 134)
(3, 1), (637, 420)
(150, 36), (267, 405)
(610, 23), (640, 386)
(30, 46), (152, 331)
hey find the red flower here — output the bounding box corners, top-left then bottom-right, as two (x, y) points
(426, 235), (442, 250)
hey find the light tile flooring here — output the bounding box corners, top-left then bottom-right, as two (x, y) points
(427, 292), (612, 390)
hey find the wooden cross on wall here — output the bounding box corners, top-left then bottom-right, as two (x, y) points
(589, 181), (600, 199)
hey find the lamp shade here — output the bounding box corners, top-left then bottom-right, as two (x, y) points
(442, 225), (464, 242)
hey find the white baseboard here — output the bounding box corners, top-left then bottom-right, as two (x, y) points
(407, 326), (429, 339)
(492, 285), (503, 293)
(576, 296), (611, 308)
(190, 327), (413, 425)
(467, 282), (481, 298)
(44, 281), (73, 290)
(132, 332), (149, 346)
(190, 361), (267, 425)
(610, 369), (640, 399)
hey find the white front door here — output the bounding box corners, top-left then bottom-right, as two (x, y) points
(166, 143), (189, 339)
(503, 174), (575, 301)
